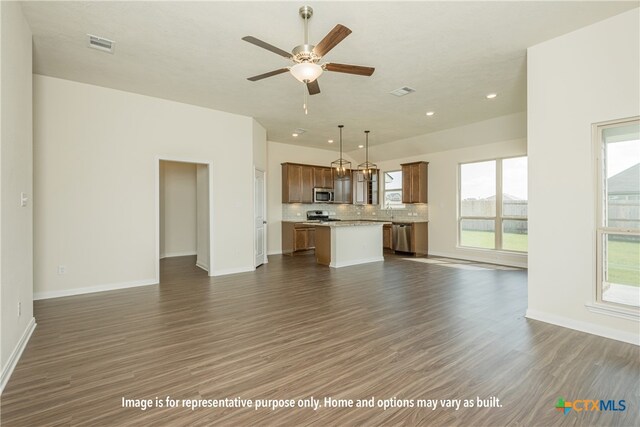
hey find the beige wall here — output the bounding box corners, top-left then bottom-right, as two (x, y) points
(159, 161), (197, 258)
(373, 115), (528, 267)
(527, 8), (640, 344)
(1, 1), (34, 391)
(34, 75), (260, 299)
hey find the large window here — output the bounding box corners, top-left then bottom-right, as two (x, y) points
(459, 157), (528, 252)
(595, 118), (639, 310)
(383, 170), (404, 208)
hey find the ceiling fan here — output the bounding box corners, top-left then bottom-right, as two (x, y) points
(242, 5), (375, 97)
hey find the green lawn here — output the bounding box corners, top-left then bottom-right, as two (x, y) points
(460, 230), (528, 252)
(607, 239), (640, 287)
(460, 230), (640, 287)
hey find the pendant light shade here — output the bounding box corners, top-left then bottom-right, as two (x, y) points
(357, 130), (377, 181)
(331, 125), (351, 181)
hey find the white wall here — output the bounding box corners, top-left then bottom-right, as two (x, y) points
(374, 114), (528, 267)
(252, 119), (267, 172)
(159, 161), (197, 258)
(196, 164), (210, 271)
(527, 8), (640, 344)
(349, 112), (527, 163)
(34, 75), (259, 299)
(266, 141), (354, 254)
(0, 1), (35, 392)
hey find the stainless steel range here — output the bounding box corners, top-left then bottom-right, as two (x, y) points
(306, 210), (341, 222)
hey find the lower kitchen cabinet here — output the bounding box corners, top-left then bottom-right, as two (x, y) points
(383, 224), (393, 249)
(282, 222), (316, 254)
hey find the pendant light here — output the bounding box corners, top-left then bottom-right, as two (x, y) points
(331, 125), (351, 181)
(357, 130), (377, 181)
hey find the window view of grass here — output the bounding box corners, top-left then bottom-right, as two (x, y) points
(460, 230), (495, 249)
(460, 230), (528, 252)
(607, 239), (640, 287)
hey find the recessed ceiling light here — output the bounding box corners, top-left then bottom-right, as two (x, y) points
(292, 133), (299, 137)
(486, 93), (498, 99)
(358, 144), (364, 148)
(426, 111), (435, 116)
(328, 139), (334, 143)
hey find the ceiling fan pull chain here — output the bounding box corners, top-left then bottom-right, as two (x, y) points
(303, 85), (308, 115)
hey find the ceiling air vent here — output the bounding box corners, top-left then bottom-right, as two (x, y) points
(87, 34), (115, 53)
(390, 86), (416, 97)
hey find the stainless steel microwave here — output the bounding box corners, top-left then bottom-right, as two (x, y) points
(313, 188), (334, 203)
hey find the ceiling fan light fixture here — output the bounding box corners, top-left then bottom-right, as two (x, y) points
(290, 62), (323, 83)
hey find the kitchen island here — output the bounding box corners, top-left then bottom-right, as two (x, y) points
(314, 221), (390, 268)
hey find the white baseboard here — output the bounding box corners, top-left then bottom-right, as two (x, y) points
(1, 317), (36, 394)
(195, 261), (209, 272)
(211, 266), (255, 277)
(267, 250), (283, 255)
(428, 250), (528, 269)
(34, 278), (158, 300)
(525, 309), (640, 346)
(160, 251), (196, 259)
(330, 256), (385, 268)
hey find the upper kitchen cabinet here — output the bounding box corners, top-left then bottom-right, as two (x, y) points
(333, 171), (353, 204)
(282, 163), (314, 203)
(313, 167), (333, 189)
(401, 161), (428, 204)
(353, 170), (379, 205)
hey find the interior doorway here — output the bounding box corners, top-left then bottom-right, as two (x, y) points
(255, 168), (267, 267)
(156, 157), (213, 280)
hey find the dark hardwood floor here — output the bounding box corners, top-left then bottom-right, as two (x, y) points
(1, 254), (638, 426)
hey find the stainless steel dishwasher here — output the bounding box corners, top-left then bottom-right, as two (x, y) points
(393, 223), (412, 252)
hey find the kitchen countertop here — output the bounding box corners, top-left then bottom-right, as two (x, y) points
(307, 220), (392, 227)
(283, 219), (428, 224)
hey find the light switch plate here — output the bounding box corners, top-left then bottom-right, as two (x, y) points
(20, 192), (28, 207)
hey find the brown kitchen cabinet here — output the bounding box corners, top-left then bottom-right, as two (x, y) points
(313, 167), (333, 189)
(401, 161), (428, 204)
(333, 171), (352, 204)
(282, 163), (314, 203)
(282, 222), (316, 254)
(383, 224), (393, 249)
(353, 170), (379, 205)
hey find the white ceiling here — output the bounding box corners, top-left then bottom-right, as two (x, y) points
(21, 1), (638, 152)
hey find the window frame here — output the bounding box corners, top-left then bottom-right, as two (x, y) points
(593, 116), (640, 316)
(457, 156), (528, 253)
(382, 170), (406, 209)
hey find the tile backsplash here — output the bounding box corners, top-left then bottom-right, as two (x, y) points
(283, 203), (429, 222)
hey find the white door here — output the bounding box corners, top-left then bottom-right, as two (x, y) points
(255, 169), (266, 267)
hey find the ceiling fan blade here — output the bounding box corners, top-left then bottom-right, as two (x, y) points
(307, 80), (320, 95)
(242, 36), (292, 59)
(313, 24), (352, 57)
(247, 68), (290, 81)
(324, 63), (375, 76)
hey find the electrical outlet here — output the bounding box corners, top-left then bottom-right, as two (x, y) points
(58, 265), (66, 275)
(18, 302), (21, 317)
